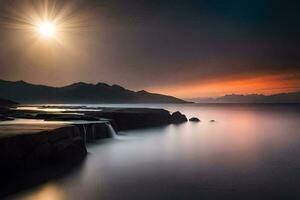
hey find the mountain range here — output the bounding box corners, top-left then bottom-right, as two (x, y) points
(189, 93), (300, 103)
(2, 79), (300, 104)
(0, 80), (188, 104)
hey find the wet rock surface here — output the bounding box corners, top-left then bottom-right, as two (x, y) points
(0, 123), (87, 196)
(87, 108), (173, 130)
(85, 108), (189, 130)
(77, 123), (112, 141)
(35, 113), (101, 121)
(0, 125), (87, 171)
(0, 119), (116, 197)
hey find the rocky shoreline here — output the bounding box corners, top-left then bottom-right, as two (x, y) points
(0, 104), (188, 197)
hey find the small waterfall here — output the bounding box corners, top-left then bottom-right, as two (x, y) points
(107, 123), (118, 138)
(82, 124), (87, 144)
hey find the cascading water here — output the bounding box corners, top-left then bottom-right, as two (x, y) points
(82, 124), (87, 144)
(106, 123), (118, 138)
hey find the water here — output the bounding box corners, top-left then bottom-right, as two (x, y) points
(9, 104), (300, 200)
(106, 123), (118, 138)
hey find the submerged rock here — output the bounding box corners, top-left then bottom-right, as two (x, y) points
(171, 111), (188, 124)
(189, 117), (200, 122)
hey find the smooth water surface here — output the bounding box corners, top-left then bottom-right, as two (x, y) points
(10, 104), (300, 200)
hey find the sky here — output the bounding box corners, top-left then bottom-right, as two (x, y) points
(0, 0), (299, 98)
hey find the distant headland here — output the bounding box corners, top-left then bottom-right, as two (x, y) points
(189, 93), (300, 103)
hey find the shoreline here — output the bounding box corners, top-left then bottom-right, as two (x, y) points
(0, 105), (188, 197)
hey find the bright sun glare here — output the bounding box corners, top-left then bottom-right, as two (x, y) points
(6, 0), (89, 45)
(37, 21), (56, 38)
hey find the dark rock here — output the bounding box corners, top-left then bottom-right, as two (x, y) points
(10, 107), (188, 131)
(0, 125), (87, 173)
(36, 113), (117, 140)
(7, 112), (36, 119)
(0, 124), (88, 198)
(0, 98), (17, 115)
(189, 117), (200, 122)
(0, 107), (10, 115)
(171, 111), (188, 124)
(0, 114), (14, 121)
(89, 108), (173, 131)
(210, 120), (216, 122)
(76, 123), (112, 141)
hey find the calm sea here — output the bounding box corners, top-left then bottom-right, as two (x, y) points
(10, 104), (300, 200)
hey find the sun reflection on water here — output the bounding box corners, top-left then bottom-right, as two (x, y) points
(15, 184), (65, 200)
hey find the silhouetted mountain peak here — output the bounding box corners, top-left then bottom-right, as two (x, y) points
(137, 90), (148, 94)
(96, 82), (110, 87)
(16, 80), (27, 84)
(65, 82), (93, 88)
(111, 84), (126, 91)
(0, 79), (188, 104)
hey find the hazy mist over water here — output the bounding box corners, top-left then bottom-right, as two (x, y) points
(11, 104), (300, 200)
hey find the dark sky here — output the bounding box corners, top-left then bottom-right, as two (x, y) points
(0, 0), (299, 98)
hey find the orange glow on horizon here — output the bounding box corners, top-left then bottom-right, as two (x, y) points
(147, 72), (300, 98)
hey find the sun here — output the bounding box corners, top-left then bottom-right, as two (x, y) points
(36, 21), (56, 38)
(5, 0), (90, 46)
